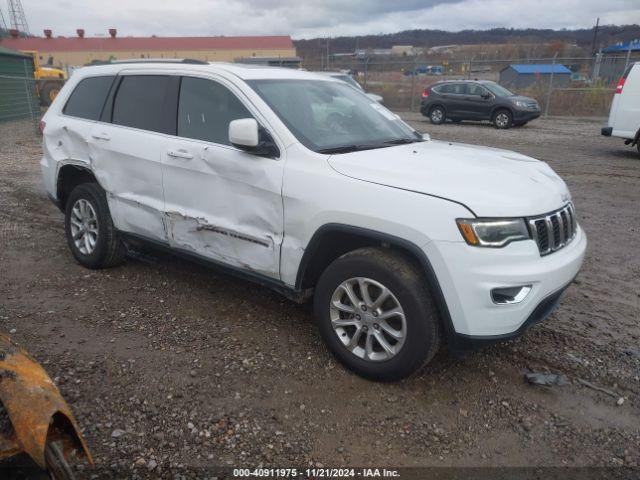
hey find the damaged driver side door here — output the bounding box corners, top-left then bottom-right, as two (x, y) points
(162, 75), (284, 279)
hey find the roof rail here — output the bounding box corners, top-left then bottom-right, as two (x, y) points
(85, 58), (208, 67)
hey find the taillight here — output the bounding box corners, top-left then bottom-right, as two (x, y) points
(39, 120), (46, 135)
(615, 76), (625, 94)
(422, 88), (430, 98)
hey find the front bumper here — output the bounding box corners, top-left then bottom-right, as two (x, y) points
(423, 226), (587, 347)
(513, 109), (541, 122)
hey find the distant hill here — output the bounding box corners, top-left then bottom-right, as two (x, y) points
(295, 25), (640, 61)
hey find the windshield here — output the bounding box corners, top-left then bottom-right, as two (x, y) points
(249, 79), (422, 153)
(484, 82), (515, 97)
(333, 74), (363, 91)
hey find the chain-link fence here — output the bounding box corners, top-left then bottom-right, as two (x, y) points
(0, 47), (41, 132)
(0, 73), (39, 126)
(303, 53), (639, 116)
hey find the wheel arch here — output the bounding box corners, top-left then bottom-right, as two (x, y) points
(56, 164), (98, 211)
(429, 103), (446, 115)
(294, 224), (457, 344)
(491, 105), (513, 119)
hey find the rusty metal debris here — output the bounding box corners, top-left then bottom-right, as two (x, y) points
(0, 332), (92, 478)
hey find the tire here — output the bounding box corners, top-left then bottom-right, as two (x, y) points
(44, 441), (75, 480)
(64, 183), (125, 269)
(429, 105), (446, 125)
(313, 247), (441, 381)
(492, 109), (513, 129)
(40, 81), (62, 107)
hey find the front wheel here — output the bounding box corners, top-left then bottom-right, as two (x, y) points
(313, 248), (441, 381)
(492, 109), (513, 129)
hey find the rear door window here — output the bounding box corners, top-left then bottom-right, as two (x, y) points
(466, 84), (489, 96)
(439, 83), (465, 94)
(63, 76), (115, 120)
(177, 76), (253, 145)
(112, 75), (174, 134)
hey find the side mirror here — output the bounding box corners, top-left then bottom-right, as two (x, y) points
(481, 92), (492, 100)
(229, 118), (279, 158)
(229, 118), (259, 148)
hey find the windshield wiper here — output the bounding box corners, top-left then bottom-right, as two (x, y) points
(383, 138), (421, 145)
(317, 144), (391, 154)
(318, 138), (422, 154)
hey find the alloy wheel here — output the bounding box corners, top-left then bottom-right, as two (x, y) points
(69, 199), (99, 255)
(329, 277), (407, 362)
(495, 112), (510, 128)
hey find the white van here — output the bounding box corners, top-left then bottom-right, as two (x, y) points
(602, 62), (640, 154)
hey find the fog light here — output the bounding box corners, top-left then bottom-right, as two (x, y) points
(491, 285), (532, 305)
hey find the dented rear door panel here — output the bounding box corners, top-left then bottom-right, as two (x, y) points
(89, 123), (167, 241)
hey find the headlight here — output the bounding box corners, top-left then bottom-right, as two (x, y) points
(456, 218), (530, 247)
(514, 100), (528, 108)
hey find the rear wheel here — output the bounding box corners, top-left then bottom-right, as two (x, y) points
(429, 106), (446, 125)
(40, 81), (62, 107)
(492, 109), (513, 129)
(314, 248), (441, 381)
(64, 183), (125, 269)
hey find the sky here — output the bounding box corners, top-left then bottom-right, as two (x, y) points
(8, 0), (640, 39)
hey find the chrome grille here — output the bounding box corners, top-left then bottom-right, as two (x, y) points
(528, 204), (577, 255)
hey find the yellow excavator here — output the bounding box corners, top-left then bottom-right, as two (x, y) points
(22, 50), (67, 106)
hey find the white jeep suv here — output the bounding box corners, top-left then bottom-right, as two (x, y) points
(40, 60), (587, 381)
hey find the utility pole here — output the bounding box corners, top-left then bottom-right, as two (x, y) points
(326, 36), (330, 71)
(590, 17), (600, 56)
(544, 52), (558, 118)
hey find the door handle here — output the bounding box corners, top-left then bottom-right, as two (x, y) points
(167, 149), (193, 160)
(91, 132), (110, 141)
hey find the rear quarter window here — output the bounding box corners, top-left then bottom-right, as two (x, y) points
(63, 76), (115, 120)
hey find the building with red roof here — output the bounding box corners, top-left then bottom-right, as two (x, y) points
(0, 28), (297, 68)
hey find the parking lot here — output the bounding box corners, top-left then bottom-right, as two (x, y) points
(0, 114), (639, 475)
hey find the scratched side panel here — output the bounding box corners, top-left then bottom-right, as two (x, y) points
(162, 141), (284, 278)
(41, 117), (94, 201)
(89, 124), (168, 241)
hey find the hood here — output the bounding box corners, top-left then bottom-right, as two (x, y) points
(328, 140), (570, 217)
(509, 95), (539, 106)
(509, 95), (536, 102)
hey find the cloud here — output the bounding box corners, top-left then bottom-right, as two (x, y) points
(16, 0), (640, 39)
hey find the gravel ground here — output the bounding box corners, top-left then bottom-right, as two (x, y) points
(0, 115), (639, 477)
